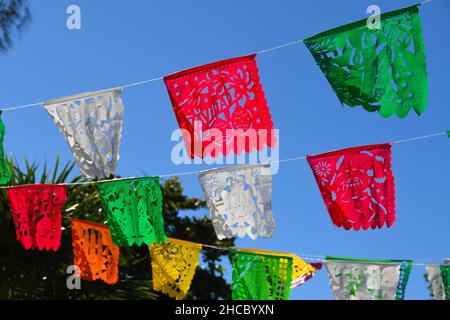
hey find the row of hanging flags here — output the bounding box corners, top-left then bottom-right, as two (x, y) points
(0, 142), (404, 244)
(71, 217), (450, 300)
(65, 218), (450, 300)
(1, 4), (433, 169)
(5, 181), (450, 300)
(0, 3), (448, 300)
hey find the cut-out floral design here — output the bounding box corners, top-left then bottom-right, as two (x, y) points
(304, 5), (428, 118)
(198, 164), (275, 240)
(43, 88), (124, 179)
(71, 218), (120, 285)
(96, 177), (166, 247)
(325, 257), (411, 300)
(8, 184), (66, 251)
(150, 238), (202, 300)
(307, 144), (395, 231)
(239, 248), (320, 288)
(231, 250), (293, 300)
(164, 55), (276, 158)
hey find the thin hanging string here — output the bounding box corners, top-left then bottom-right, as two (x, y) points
(160, 169), (201, 178)
(0, 37), (303, 112)
(299, 256), (436, 267)
(0, 0), (439, 270)
(271, 130), (448, 165)
(119, 76), (164, 89)
(0, 35), (304, 112)
(256, 39), (304, 55)
(0, 37), (306, 112)
(273, 156), (307, 164)
(391, 131), (446, 144)
(0, 130), (445, 189)
(0, 0), (433, 112)
(1, 101), (44, 112)
(174, 239), (442, 267)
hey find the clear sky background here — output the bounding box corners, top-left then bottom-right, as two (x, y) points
(0, 0), (448, 300)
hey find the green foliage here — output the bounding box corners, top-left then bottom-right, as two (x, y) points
(0, 0), (31, 52)
(0, 156), (234, 299)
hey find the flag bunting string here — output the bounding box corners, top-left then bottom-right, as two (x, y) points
(151, 237), (443, 267)
(0, 130), (444, 189)
(0, 0), (448, 300)
(0, 0), (432, 113)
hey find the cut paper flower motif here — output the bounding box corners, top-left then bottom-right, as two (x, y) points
(239, 248), (320, 288)
(231, 250), (293, 300)
(164, 55), (276, 159)
(304, 5), (428, 119)
(43, 88), (124, 180)
(71, 218), (120, 285)
(325, 257), (412, 300)
(198, 164), (275, 240)
(96, 177), (166, 247)
(8, 185), (67, 251)
(0, 112), (11, 185)
(426, 264), (450, 300)
(150, 238), (202, 300)
(307, 143), (395, 231)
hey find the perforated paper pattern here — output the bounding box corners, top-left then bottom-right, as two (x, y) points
(325, 257), (410, 300)
(96, 177), (166, 247)
(164, 55), (276, 159)
(198, 164), (274, 240)
(71, 218), (120, 285)
(304, 5), (428, 118)
(150, 238), (202, 300)
(43, 89), (124, 179)
(231, 250), (293, 300)
(239, 248), (318, 288)
(8, 184), (66, 251)
(307, 144), (395, 231)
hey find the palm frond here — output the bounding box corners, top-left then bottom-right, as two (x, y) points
(0, 0), (32, 52)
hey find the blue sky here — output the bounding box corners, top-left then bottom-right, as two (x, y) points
(0, 0), (449, 299)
